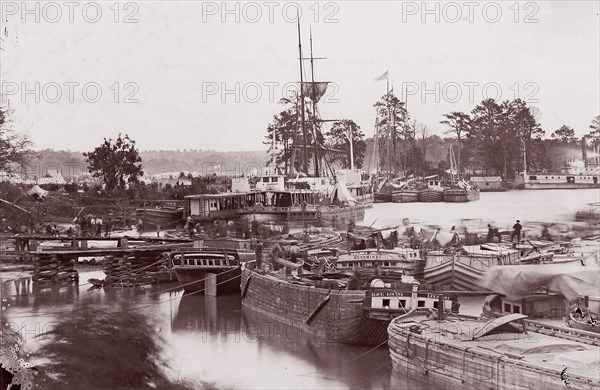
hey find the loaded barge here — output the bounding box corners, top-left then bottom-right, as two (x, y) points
(388, 311), (600, 390)
(239, 263), (455, 345)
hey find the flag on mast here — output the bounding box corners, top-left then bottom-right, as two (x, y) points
(374, 71), (388, 81)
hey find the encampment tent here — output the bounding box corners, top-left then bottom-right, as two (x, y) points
(27, 185), (49, 200)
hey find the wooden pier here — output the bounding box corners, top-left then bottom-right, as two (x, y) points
(0, 234), (192, 286)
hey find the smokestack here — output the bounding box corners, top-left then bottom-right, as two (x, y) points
(582, 136), (587, 167)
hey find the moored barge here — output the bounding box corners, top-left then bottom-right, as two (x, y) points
(240, 263), (452, 345)
(388, 311), (600, 389)
(171, 250), (241, 295)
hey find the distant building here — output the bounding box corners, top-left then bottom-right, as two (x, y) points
(471, 176), (504, 191)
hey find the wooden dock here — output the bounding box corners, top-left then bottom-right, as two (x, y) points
(0, 234), (191, 286)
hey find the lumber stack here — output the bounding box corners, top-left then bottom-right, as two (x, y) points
(32, 254), (78, 283)
(101, 254), (171, 287)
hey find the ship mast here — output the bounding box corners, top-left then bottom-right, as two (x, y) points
(309, 27), (320, 177)
(297, 19), (308, 175)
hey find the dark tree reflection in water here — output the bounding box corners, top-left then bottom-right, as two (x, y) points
(33, 304), (198, 390)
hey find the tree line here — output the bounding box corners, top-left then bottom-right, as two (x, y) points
(264, 93), (600, 180)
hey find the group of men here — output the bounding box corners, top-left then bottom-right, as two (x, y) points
(574, 306), (597, 326)
(74, 215), (112, 237)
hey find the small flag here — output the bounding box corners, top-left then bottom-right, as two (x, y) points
(374, 71), (388, 81)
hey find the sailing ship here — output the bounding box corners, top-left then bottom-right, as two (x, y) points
(442, 148), (480, 202)
(184, 24), (367, 229)
(370, 75), (419, 203)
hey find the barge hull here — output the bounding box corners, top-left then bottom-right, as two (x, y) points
(388, 330), (589, 390)
(240, 268), (388, 345)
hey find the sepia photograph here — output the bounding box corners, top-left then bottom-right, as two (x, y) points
(0, 1), (599, 389)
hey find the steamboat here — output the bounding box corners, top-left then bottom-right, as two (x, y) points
(520, 139), (600, 189)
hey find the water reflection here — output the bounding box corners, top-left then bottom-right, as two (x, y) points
(170, 293), (430, 389)
(1, 270), (434, 389)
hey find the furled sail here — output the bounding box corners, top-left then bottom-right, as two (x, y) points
(301, 82), (329, 103)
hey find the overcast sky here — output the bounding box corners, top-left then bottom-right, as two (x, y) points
(1, 1), (598, 152)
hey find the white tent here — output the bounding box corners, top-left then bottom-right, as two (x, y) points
(329, 182), (356, 205)
(27, 185), (49, 200)
(38, 169), (67, 185)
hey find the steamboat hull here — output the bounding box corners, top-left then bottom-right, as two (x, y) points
(417, 190), (444, 202)
(175, 267), (241, 294)
(240, 268), (388, 345)
(524, 182), (600, 189)
(443, 188), (480, 202)
(388, 320), (600, 390)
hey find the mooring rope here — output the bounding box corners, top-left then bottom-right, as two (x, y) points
(295, 338), (389, 378)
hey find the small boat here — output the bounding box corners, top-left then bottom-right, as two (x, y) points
(194, 237), (256, 261)
(443, 187), (480, 202)
(374, 178), (421, 203)
(392, 189), (419, 203)
(136, 204), (184, 228)
(422, 240), (585, 291)
(423, 244), (521, 291)
(388, 310), (600, 389)
(418, 188), (444, 202)
(171, 249), (242, 295)
(336, 248), (425, 279)
(266, 228), (343, 253)
(418, 177), (446, 202)
(341, 228), (426, 278)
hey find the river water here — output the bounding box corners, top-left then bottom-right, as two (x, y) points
(1, 189), (598, 389)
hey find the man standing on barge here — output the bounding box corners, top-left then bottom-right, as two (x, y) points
(511, 220), (522, 244)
